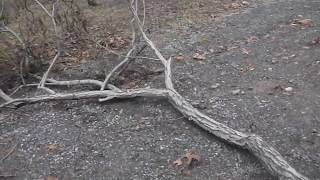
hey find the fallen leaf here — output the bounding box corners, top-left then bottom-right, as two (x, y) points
(185, 152), (201, 166)
(291, 19), (313, 27)
(241, 48), (250, 55)
(230, 2), (241, 9)
(45, 176), (58, 180)
(47, 144), (59, 152)
(175, 55), (186, 61)
(247, 36), (259, 43)
(193, 53), (206, 60)
(173, 159), (183, 166)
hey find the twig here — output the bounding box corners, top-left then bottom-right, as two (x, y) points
(0, 0), (4, 18)
(8, 75), (122, 96)
(0, 174), (16, 178)
(96, 41), (159, 61)
(100, 3), (139, 91)
(35, 0), (63, 89)
(100, 46), (136, 90)
(2, 26), (28, 84)
(0, 88), (168, 108)
(34, 0), (52, 17)
(1, 143), (18, 162)
(0, 89), (13, 102)
(31, 74), (121, 91)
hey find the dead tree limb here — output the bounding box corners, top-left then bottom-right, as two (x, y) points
(0, 88), (168, 108)
(0, 89), (13, 102)
(0, 0), (308, 179)
(100, 46), (136, 90)
(35, 0), (63, 90)
(129, 1), (307, 179)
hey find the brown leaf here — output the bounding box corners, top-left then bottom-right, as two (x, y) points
(247, 36), (259, 43)
(230, 3), (241, 9)
(291, 19), (313, 27)
(185, 152), (201, 166)
(45, 176), (59, 180)
(47, 144), (59, 152)
(173, 159), (183, 166)
(193, 53), (206, 60)
(241, 48), (250, 55)
(175, 55), (186, 61)
(309, 37), (320, 46)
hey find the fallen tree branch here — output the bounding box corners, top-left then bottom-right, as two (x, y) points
(100, 46), (136, 90)
(129, 1), (308, 179)
(0, 0), (308, 179)
(0, 89), (13, 102)
(8, 75), (122, 96)
(0, 88), (168, 108)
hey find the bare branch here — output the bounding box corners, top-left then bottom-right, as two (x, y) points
(129, 1), (308, 179)
(35, 0), (63, 89)
(100, 46), (136, 90)
(39, 86), (56, 94)
(34, 0), (52, 17)
(1, 25), (29, 84)
(0, 88), (169, 108)
(0, 0), (4, 18)
(164, 57), (175, 91)
(38, 52), (60, 88)
(0, 89), (13, 102)
(129, 3), (167, 66)
(1, 143), (18, 162)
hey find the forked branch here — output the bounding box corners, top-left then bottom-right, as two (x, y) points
(35, 0), (63, 90)
(0, 0), (308, 179)
(129, 1), (307, 179)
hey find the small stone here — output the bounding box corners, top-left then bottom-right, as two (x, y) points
(193, 53), (206, 60)
(242, 1), (249, 6)
(210, 83), (220, 89)
(231, 89), (241, 95)
(230, 2), (241, 9)
(288, 79), (295, 83)
(284, 87), (293, 92)
(240, 91), (245, 95)
(268, 67), (273, 71)
(271, 59), (278, 64)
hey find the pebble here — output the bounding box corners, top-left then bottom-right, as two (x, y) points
(271, 59), (278, 64)
(231, 89), (241, 95)
(242, 1), (249, 6)
(284, 87), (293, 92)
(210, 83), (220, 89)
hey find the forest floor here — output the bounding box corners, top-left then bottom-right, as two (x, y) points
(0, 0), (320, 179)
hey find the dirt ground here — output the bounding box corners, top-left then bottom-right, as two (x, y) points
(1, 0), (320, 179)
